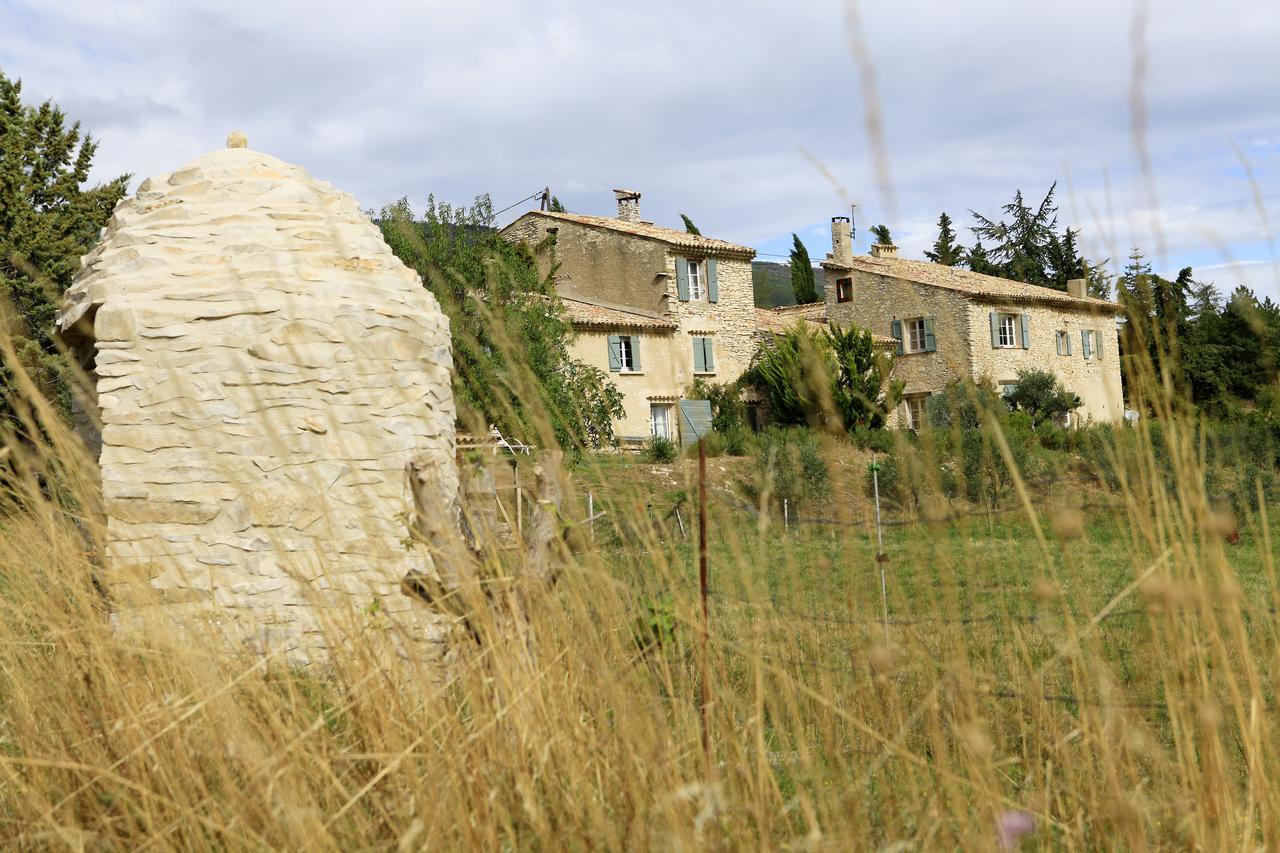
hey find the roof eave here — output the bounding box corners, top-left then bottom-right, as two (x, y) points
(523, 211), (756, 260)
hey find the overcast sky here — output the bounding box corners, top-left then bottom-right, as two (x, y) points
(4, 0), (1278, 298)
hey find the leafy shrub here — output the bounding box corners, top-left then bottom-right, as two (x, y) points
(721, 421), (755, 456)
(687, 431), (728, 458)
(741, 427), (831, 512)
(646, 435), (677, 463)
(743, 323), (899, 431)
(1005, 369), (1082, 429)
(925, 379), (1006, 430)
(851, 424), (895, 454)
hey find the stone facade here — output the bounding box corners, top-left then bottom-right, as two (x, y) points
(56, 138), (459, 662)
(502, 199), (757, 444)
(821, 219), (1123, 427)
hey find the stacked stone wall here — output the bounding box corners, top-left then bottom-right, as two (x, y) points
(59, 146), (459, 662)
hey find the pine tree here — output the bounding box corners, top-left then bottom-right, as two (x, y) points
(680, 214), (701, 235)
(789, 233), (818, 304)
(548, 195), (566, 213)
(0, 70), (129, 420)
(1084, 261), (1113, 300)
(924, 212), (963, 266)
(1046, 227), (1086, 289)
(969, 184), (1059, 286)
(963, 241), (999, 276)
(870, 224), (893, 246)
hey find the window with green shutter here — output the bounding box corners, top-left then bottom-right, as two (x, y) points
(692, 336), (715, 373)
(608, 335), (639, 372)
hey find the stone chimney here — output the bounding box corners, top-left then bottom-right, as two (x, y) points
(1066, 278), (1087, 299)
(830, 216), (852, 264)
(870, 242), (899, 260)
(613, 188), (641, 223)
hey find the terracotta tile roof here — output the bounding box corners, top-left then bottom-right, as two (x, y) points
(754, 306), (897, 348)
(562, 297), (678, 331)
(823, 254), (1122, 313)
(519, 210), (756, 259)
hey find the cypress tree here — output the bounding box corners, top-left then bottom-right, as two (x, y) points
(789, 233), (818, 304)
(870, 224), (893, 246)
(924, 212), (963, 266)
(680, 213), (701, 235)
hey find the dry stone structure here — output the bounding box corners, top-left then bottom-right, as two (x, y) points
(57, 135), (458, 662)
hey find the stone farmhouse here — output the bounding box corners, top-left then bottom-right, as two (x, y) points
(502, 190), (758, 445)
(820, 217), (1124, 428)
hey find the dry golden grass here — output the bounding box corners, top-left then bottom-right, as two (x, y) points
(1, 341), (1279, 851)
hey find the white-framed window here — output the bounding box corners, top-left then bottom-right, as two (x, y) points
(1055, 329), (1071, 356)
(608, 334), (640, 372)
(692, 336), (715, 373)
(904, 393), (930, 430)
(650, 403), (672, 439)
(997, 313), (1018, 348)
(687, 259), (704, 300)
(906, 317), (927, 352)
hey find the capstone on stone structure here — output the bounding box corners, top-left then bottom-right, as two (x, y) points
(56, 134), (459, 662)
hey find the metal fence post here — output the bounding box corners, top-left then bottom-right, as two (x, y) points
(871, 455), (889, 644)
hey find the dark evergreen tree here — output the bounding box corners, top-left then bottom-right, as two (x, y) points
(789, 233), (818, 304)
(0, 70), (129, 421)
(548, 195), (566, 213)
(924, 212), (964, 266)
(969, 184), (1059, 286)
(1046, 227), (1086, 288)
(870, 224), (893, 246)
(963, 240), (1000, 276)
(680, 213), (701, 235)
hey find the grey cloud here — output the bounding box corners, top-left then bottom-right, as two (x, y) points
(1, 0), (1277, 291)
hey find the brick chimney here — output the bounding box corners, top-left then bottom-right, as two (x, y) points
(870, 242), (899, 259)
(830, 216), (852, 264)
(1066, 278), (1087, 299)
(613, 189), (641, 223)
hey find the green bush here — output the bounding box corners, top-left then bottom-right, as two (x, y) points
(1005, 369), (1082, 429)
(741, 427), (831, 512)
(851, 424), (895, 454)
(646, 435), (677, 463)
(687, 431), (728, 458)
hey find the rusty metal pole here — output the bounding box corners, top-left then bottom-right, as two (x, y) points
(698, 435), (711, 766)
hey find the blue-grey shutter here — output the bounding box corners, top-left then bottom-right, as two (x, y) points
(1055, 332), (1063, 356)
(1020, 313), (1030, 349)
(1094, 329), (1102, 359)
(676, 258), (690, 301)
(990, 312), (1000, 348)
(891, 319), (903, 355)
(631, 336), (641, 371)
(678, 399), (713, 447)
(1066, 332), (1073, 355)
(704, 337), (715, 370)
(1081, 330), (1090, 359)
(706, 258), (719, 303)
(607, 335), (622, 371)
(693, 337), (706, 372)
(923, 316), (937, 352)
